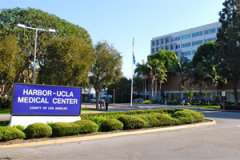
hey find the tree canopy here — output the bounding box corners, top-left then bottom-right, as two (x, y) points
(0, 35), (26, 96)
(217, 0), (240, 104)
(192, 42), (224, 88)
(89, 42), (122, 108)
(0, 8), (93, 84)
(38, 36), (94, 86)
(135, 50), (178, 99)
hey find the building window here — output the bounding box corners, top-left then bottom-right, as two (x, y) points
(181, 51), (193, 59)
(205, 38), (217, 42)
(181, 34), (191, 40)
(161, 39), (164, 44)
(156, 40), (159, 46)
(175, 36), (181, 41)
(151, 48), (155, 53)
(204, 28), (217, 35)
(152, 41), (155, 46)
(192, 50), (197, 55)
(192, 40), (203, 46)
(165, 37), (169, 43)
(192, 31), (203, 37)
(181, 42), (191, 48)
(175, 44), (181, 49)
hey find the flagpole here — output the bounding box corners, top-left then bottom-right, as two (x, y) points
(130, 37), (135, 107)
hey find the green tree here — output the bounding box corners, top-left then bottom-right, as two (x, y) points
(108, 77), (131, 103)
(0, 35), (25, 97)
(147, 50), (178, 98)
(38, 36), (94, 86)
(89, 42), (122, 109)
(177, 56), (192, 90)
(192, 42), (225, 89)
(0, 8), (92, 83)
(217, 0), (240, 104)
(135, 61), (151, 98)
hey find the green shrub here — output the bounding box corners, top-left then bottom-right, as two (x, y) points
(24, 123), (52, 138)
(51, 122), (80, 137)
(0, 126), (25, 141)
(184, 110), (204, 122)
(74, 120), (98, 134)
(87, 116), (107, 126)
(143, 100), (152, 104)
(138, 114), (160, 128)
(154, 113), (178, 126)
(13, 125), (25, 132)
(0, 121), (9, 126)
(100, 119), (123, 131)
(118, 115), (145, 130)
(173, 109), (204, 124)
(81, 109), (168, 120)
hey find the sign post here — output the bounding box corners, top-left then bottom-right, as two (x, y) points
(10, 83), (81, 126)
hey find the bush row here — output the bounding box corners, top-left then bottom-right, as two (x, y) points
(0, 109), (204, 142)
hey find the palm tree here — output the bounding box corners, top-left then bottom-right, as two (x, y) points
(135, 61), (151, 99)
(148, 50), (178, 99)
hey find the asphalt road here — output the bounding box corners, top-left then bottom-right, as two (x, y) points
(1, 111), (240, 160)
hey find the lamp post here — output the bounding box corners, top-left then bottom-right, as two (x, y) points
(17, 23), (56, 83)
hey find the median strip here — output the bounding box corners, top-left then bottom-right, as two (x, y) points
(0, 119), (215, 149)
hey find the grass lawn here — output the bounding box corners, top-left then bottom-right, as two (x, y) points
(193, 105), (221, 109)
(0, 108), (10, 114)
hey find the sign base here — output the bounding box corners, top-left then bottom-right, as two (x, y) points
(10, 116), (81, 127)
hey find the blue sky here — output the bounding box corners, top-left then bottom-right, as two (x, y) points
(1, 0), (225, 78)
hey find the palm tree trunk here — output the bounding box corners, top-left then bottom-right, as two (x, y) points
(151, 78), (154, 98)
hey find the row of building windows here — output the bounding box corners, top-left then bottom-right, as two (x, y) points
(152, 38), (216, 52)
(152, 28), (218, 46)
(152, 47), (197, 58)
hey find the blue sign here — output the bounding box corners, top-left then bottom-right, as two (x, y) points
(12, 83), (81, 116)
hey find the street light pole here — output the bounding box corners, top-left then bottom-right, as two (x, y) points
(33, 29), (38, 83)
(17, 24), (56, 84)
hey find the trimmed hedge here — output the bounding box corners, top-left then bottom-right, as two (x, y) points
(138, 114), (160, 128)
(173, 109), (204, 124)
(51, 122), (80, 137)
(154, 113), (178, 126)
(0, 109), (205, 142)
(0, 126), (25, 141)
(13, 125), (25, 132)
(24, 123), (52, 138)
(51, 120), (98, 137)
(87, 116), (107, 126)
(118, 115), (145, 130)
(100, 119), (123, 131)
(74, 120), (98, 134)
(81, 109), (167, 120)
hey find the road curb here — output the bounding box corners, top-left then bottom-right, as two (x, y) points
(0, 120), (216, 149)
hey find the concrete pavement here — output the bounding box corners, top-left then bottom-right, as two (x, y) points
(0, 111), (240, 160)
